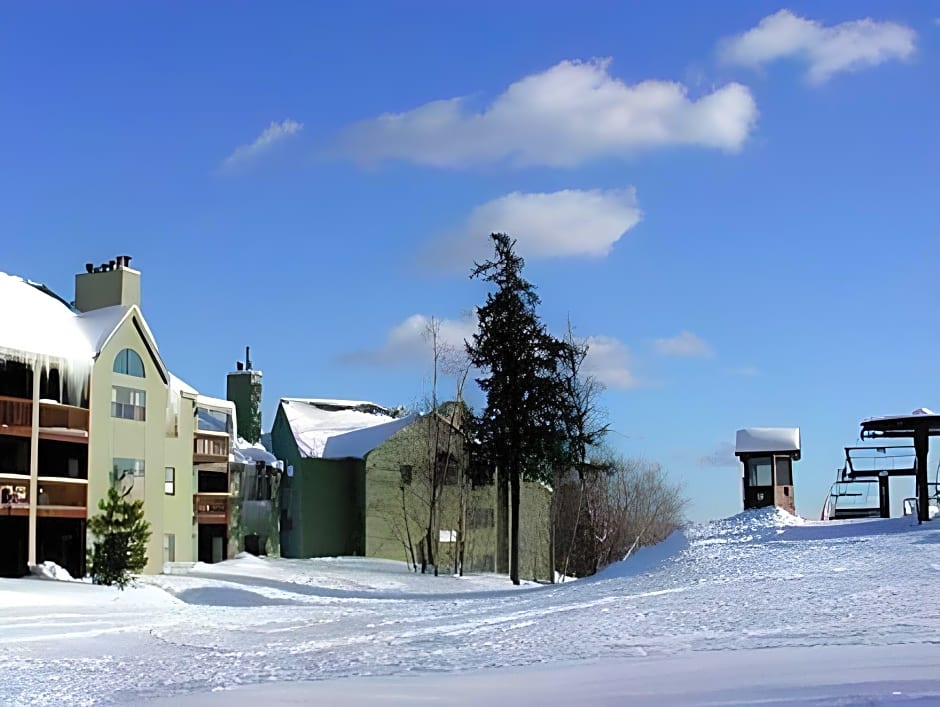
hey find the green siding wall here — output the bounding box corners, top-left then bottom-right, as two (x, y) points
(271, 406), (365, 558)
(365, 419), (553, 580)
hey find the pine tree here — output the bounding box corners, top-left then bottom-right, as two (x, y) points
(467, 233), (570, 585)
(88, 486), (152, 589)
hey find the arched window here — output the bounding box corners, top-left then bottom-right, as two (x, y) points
(113, 348), (145, 377)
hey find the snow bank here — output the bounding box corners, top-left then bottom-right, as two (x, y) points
(593, 531), (690, 580)
(28, 561), (74, 581)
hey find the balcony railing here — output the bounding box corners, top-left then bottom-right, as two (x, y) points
(0, 396), (31, 433)
(194, 493), (229, 523)
(1, 477), (87, 518)
(0, 397), (90, 441)
(194, 432), (229, 463)
(39, 402), (90, 434)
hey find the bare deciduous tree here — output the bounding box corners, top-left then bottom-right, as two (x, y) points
(555, 452), (686, 577)
(555, 319), (610, 580)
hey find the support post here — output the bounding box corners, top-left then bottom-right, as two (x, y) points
(878, 473), (890, 519)
(27, 363), (41, 566)
(914, 425), (930, 523)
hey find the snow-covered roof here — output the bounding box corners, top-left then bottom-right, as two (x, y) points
(74, 304), (132, 354)
(0, 272), (169, 384)
(286, 398), (390, 413)
(735, 427), (800, 455)
(862, 408), (940, 424)
(169, 373), (198, 396)
(196, 393), (235, 413)
(0, 272), (95, 362)
(279, 398), (418, 459)
(233, 438), (280, 467)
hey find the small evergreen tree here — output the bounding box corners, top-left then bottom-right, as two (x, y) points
(88, 487), (152, 589)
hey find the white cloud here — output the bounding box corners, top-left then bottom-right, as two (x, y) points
(338, 58), (758, 168)
(338, 314), (477, 367)
(220, 119), (303, 173)
(341, 315), (637, 393)
(718, 10), (916, 84)
(432, 188), (642, 266)
(653, 331), (714, 358)
(699, 441), (739, 468)
(583, 336), (637, 390)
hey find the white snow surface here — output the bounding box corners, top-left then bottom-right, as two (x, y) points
(28, 561), (75, 581)
(0, 272), (96, 361)
(735, 426), (800, 454)
(4, 508), (940, 705)
(280, 398), (418, 459)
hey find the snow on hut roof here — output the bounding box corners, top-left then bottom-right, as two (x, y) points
(279, 398), (418, 460)
(0, 272), (96, 361)
(735, 427), (801, 455)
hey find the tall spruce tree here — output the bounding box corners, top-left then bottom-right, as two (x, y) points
(467, 233), (569, 585)
(88, 486), (152, 589)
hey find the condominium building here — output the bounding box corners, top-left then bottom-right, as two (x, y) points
(0, 257), (254, 578)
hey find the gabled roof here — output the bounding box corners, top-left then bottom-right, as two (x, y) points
(82, 305), (169, 384)
(74, 304), (132, 354)
(278, 398), (418, 460)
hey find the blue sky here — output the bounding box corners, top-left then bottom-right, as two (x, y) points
(2, 2), (937, 521)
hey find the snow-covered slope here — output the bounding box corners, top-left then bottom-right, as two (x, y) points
(3, 509), (940, 705)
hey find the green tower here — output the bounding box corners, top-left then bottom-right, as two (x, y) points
(227, 347), (262, 444)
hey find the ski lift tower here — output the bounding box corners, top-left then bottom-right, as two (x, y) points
(734, 427), (801, 514)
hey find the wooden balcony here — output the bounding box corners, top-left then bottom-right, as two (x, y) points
(194, 493), (229, 524)
(194, 432), (230, 464)
(1, 477), (87, 519)
(0, 396), (90, 442)
(39, 402), (90, 442)
(0, 396), (31, 437)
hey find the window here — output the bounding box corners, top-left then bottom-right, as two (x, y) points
(747, 457), (773, 487)
(163, 534), (175, 563)
(197, 407), (232, 434)
(435, 452), (459, 485)
(164, 467), (175, 495)
(112, 458), (145, 497)
(113, 349), (145, 377)
(399, 464), (413, 487)
(439, 529), (457, 543)
(469, 507), (495, 529)
(112, 386), (146, 421)
(775, 457), (793, 486)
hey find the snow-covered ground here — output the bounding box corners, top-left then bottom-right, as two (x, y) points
(4, 509), (940, 705)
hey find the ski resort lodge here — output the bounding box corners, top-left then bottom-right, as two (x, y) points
(1, 257), (553, 581)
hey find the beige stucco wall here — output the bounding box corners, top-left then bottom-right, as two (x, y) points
(87, 309), (195, 574)
(164, 389), (196, 565)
